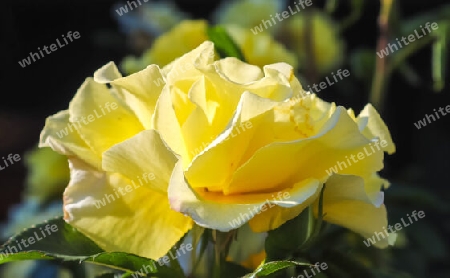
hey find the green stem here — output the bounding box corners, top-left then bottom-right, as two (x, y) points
(370, 0), (395, 113)
(212, 230), (236, 278)
(371, 2), (435, 112)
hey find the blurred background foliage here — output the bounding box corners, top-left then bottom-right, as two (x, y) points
(1, 0), (449, 277)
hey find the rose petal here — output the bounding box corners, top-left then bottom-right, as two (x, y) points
(68, 78), (143, 155)
(102, 129), (177, 194)
(313, 174), (390, 248)
(64, 158), (192, 260)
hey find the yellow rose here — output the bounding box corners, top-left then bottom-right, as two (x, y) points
(40, 61), (193, 259)
(40, 42), (395, 262)
(281, 10), (344, 74)
(121, 20), (297, 75)
(160, 43), (394, 248)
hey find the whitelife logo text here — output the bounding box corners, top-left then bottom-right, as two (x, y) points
(115, 0), (149, 16)
(414, 104), (450, 129)
(18, 31), (81, 68)
(376, 22), (438, 58)
(250, 0), (313, 34)
(228, 192), (291, 228)
(130, 243), (193, 277)
(56, 102), (118, 139)
(0, 154), (21, 171)
(326, 140), (388, 176)
(363, 210), (425, 247)
(94, 172), (155, 209)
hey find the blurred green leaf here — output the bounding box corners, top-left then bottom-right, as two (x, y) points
(206, 26), (246, 62)
(408, 220), (448, 260)
(385, 183), (450, 213)
(243, 260), (311, 278)
(95, 274), (118, 278)
(350, 49), (376, 84)
(399, 5), (450, 36)
(384, 5), (450, 83)
(432, 21), (449, 92)
(387, 34), (434, 76)
(221, 261), (250, 277)
(398, 62), (422, 86)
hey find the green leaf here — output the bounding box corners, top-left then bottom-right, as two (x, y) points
(0, 217), (182, 277)
(206, 26), (246, 62)
(350, 49), (376, 84)
(265, 186), (327, 261)
(243, 260), (311, 278)
(0, 216), (103, 262)
(118, 273), (135, 278)
(264, 207), (312, 261)
(297, 185), (327, 252)
(84, 253), (178, 277)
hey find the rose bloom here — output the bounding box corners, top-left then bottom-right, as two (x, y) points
(40, 42), (395, 261)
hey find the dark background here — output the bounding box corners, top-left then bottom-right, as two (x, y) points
(1, 0), (449, 246)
